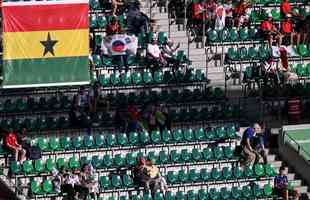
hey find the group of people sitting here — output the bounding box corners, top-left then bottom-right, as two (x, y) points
(240, 123), (299, 200)
(52, 164), (98, 200)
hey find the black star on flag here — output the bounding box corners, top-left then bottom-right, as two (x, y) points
(40, 32), (58, 56)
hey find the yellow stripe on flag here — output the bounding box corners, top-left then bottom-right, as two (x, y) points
(3, 29), (89, 60)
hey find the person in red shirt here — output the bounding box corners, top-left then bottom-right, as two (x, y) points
(259, 15), (281, 47)
(280, 0), (291, 18)
(106, 17), (121, 35)
(4, 132), (26, 162)
(233, 0), (250, 28)
(279, 15), (300, 46)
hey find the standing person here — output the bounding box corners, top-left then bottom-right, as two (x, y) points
(274, 166), (299, 200)
(3, 131), (26, 162)
(240, 123), (262, 166)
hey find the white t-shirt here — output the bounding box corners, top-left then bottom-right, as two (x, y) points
(147, 43), (161, 58)
(64, 174), (80, 186)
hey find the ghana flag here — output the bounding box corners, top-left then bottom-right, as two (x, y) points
(2, 0), (90, 88)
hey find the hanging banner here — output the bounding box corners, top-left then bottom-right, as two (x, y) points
(2, 0), (90, 88)
(101, 34), (138, 56)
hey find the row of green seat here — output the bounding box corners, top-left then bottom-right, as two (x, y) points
(10, 146), (237, 175)
(98, 69), (205, 87)
(0, 96), (72, 113)
(99, 164), (275, 189)
(207, 28), (263, 43)
(290, 63), (310, 77)
(0, 87), (225, 114)
(119, 184), (274, 200)
(34, 127), (237, 152)
(106, 87), (225, 106)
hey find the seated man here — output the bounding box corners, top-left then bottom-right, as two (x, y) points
(132, 157), (151, 193)
(240, 123), (261, 166)
(3, 131), (26, 162)
(162, 39), (180, 67)
(146, 37), (167, 69)
(274, 166), (299, 200)
(259, 15), (281, 47)
(279, 14), (300, 46)
(146, 159), (168, 194)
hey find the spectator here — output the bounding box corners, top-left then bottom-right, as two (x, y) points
(51, 168), (62, 194)
(162, 39), (180, 67)
(280, 0), (291, 18)
(240, 123), (262, 166)
(279, 14), (300, 46)
(146, 159), (168, 194)
(126, 4), (149, 36)
(233, 0), (250, 28)
(192, 0), (206, 26)
(4, 131), (26, 162)
(75, 86), (89, 111)
(106, 16), (122, 35)
(214, 2), (226, 30)
(127, 104), (141, 133)
(111, 0), (124, 16)
(132, 157), (151, 193)
(224, 0), (233, 28)
(274, 166), (299, 200)
(79, 164), (98, 200)
(89, 81), (110, 113)
(253, 129), (267, 164)
(147, 37), (167, 69)
(259, 14), (281, 47)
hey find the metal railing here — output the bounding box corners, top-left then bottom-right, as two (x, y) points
(283, 131), (310, 163)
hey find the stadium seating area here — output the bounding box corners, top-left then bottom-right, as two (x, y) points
(0, 0), (310, 199)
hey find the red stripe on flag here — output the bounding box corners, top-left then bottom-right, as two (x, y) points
(3, 3), (88, 32)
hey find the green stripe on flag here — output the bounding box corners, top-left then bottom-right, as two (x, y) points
(2, 56), (90, 87)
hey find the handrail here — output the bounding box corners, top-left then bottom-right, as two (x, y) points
(284, 131), (310, 163)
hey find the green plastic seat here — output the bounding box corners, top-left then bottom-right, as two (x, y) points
(45, 158), (54, 173)
(229, 28), (239, 41)
(42, 180), (53, 193)
(153, 70), (163, 83)
(106, 134), (117, 147)
(231, 186), (242, 199)
(223, 146), (234, 159)
(170, 150), (180, 163)
(194, 128), (205, 141)
(239, 47), (248, 60)
(200, 168), (210, 181)
(56, 158), (66, 170)
(209, 188), (220, 200)
(191, 148), (202, 161)
(117, 133), (128, 146)
(253, 184), (263, 198)
(111, 175), (122, 188)
(159, 150), (169, 164)
(233, 166), (243, 179)
(154, 192), (164, 200)
(172, 129), (184, 143)
(126, 152), (136, 166)
(147, 151), (157, 164)
(110, 73), (120, 86)
(202, 147), (213, 161)
(139, 131), (150, 144)
(103, 154), (113, 168)
(92, 54), (102, 68)
(143, 70), (153, 84)
(208, 29), (218, 42)
(271, 8), (280, 21)
(167, 171), (178, 184)
(222, 167), (232, 180)
(37, 137), (49, 151)
(34, 159), (44, 173)
(243, 165), (254, 178)
(263, 184), (273, 197)
(258, 46), (270, 60)
(121, 73), (131, 85)
(150, 130), (161, 144)
(31, 180), (41, 194)
(114, 154), (125, 167)
(131, 72), (142, 85)
(10, 161), (20, 175)
(49, 137), (60, 151)
(183, 128), (195, 142)
(129, 132), (139, 145)
(239, 28), (249, 41)
(189, 169), (200, 182)
(218, 29), (229, 42)
(198, 189), (208, 200)
(254, 164), (265, 177)
(181, 149), (191, 162)
(242, 185), (253, 198)
(178, 169), (188, 183)
(228, 47), (238, 60)
(83, 135), (94, 149)
(60, 136), (71, 150)
(248, 47), (258, 60)
(162, 129), (171, 143)
(68, 157), (80, 169)
(16, 98), (27, 111)
(211, 167), (221, 180)
(100, 176), (111, 188)
(95, 134), (105, 147)
(72, 136), (83, 149)
(187, 190), (197, 200)
(296, 63), (306, 77)
(99, 74), (110, 86)
(176, 191), (185, 200)
(122, 174), (133, 187)
(265, 164), (276, 176)
(212, 146), (223, 160)
(220, 187), (231, 199)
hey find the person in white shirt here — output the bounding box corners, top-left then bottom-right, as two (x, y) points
(162, 39), (180, 67)
(147, 37), (167, 68)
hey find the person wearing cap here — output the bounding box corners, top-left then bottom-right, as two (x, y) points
(146, 36), (167, 69)
(259, 14), (281, 47)
(279, 14), (300, 46)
